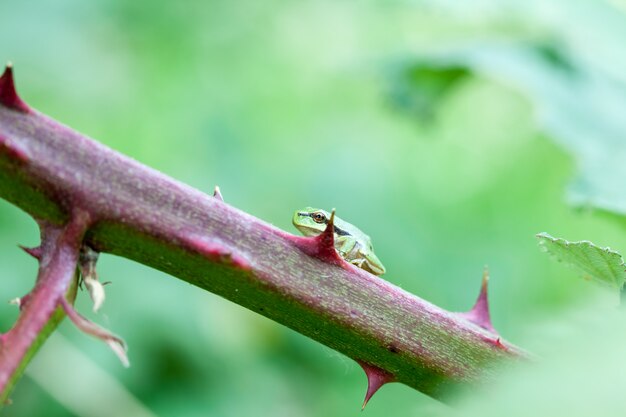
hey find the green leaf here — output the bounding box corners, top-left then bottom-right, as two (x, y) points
(536, 232), (626, 290)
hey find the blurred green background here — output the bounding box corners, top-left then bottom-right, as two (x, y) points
(2, 1), (626, 416)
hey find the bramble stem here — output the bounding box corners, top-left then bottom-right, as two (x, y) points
(0, 213), (89, 402)
(0, 65), (526, 404)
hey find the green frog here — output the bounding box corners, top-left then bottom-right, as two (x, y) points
(292, 207), (386, 276)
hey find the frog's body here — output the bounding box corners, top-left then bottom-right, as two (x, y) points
(292, 207), (386, 276)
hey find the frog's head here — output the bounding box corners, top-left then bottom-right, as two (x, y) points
(292, 207), (331, 236)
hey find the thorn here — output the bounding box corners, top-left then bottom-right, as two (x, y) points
(316, 209), (340, 260)
(494, 337), (508, 351)
(458, 266), (496, 333)
(18, 244), (42, 260)
(9, 293), (31, 310)
(59, 298), (129, 367)
(213, 185), (224, 201)
(357, 360), (395, 410)
(0, 63), (30, 113)
(290, 209), (346, 267)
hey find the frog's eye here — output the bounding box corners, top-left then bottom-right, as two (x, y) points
(312, 212), (326, 223)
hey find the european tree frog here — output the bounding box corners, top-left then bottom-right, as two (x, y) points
(292, 207), (386, 276)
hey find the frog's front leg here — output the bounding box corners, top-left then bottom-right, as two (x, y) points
(336, 236), (374, 271)
(334, 235), (357, 261)
(359, 249), (386, 276)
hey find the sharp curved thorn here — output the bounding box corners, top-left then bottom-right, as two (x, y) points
(357, 361), (394, 410)
(303, 208), (347, 267)
(459, 266), (496, 333)
(213, 185), (224, 201)
(317, 208), (336, 253)
(8, 298), (20, 307)
(18, 244), (42, 260)
(289, 208), (347, 268)
(0, 63), (30, 113)
(59, 298), (129, 367)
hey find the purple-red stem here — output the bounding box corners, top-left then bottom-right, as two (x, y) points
(0, 65), (527, 405)
(0, 211), (90, 399)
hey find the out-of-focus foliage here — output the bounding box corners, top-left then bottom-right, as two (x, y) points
(537, 233), (626, 291)
(1, 0), (626, 416)
(387, 64), (471, 123)
(396, 1), (626, 217)
(457, 301), (626, 417)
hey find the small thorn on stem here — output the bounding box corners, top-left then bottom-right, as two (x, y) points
(213, 185), (224, 201)
(357, 360), (395, 410)
(317, 209), (339, 259)
(494, 337), (508, 351)
(458, 266), (497, 334)
(9, 293), (31, 310)
(59, 298), (129, 367)
(0, 64), (30, 113)
(18, 245), (42, 260)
